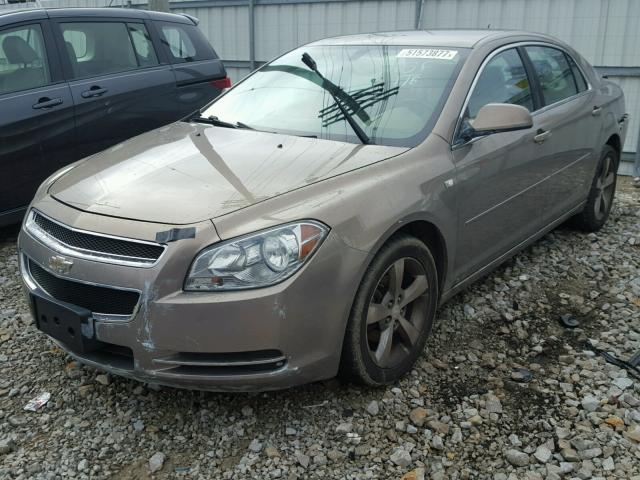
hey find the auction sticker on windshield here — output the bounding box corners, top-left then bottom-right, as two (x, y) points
(397, 48), (458, 60)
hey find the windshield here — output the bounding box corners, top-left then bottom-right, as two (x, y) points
(201, 45), (468, 147)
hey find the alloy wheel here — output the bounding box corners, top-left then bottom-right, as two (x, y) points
(594, 154), (616, 221)
(365, 257), (429, 368)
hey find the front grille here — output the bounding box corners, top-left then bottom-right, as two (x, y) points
(29, 259), (140, 316)
(33, 212), (164, 262)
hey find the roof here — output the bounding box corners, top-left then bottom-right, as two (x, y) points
(309, 29), (547, 49)
(0, 7), (195, 25)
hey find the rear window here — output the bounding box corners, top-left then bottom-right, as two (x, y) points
(157, 22), (216, 63)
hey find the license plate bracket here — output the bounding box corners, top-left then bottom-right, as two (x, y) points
(31, 292), (103, 354)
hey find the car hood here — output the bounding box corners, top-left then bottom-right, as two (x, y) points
(50, 122), (408, 225)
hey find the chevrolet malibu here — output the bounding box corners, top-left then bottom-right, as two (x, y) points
(19, 30), (627, 391)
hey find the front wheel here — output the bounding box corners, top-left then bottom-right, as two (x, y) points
(572, 145), (618, 231)
(339, 234), (439, 385)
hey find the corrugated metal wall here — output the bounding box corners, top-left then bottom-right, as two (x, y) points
(4, 0), (639, 157)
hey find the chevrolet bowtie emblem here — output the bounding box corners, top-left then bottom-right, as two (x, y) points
(48, 255), (73, 275)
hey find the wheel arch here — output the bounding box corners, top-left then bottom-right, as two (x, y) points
(362, 214), (450, 298)
(605, 133), (621, 165)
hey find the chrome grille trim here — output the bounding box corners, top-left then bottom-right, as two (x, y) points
(154, 354), (288, 368)
(25, 210), (166, 268)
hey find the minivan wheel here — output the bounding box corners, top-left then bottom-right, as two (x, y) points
(339, 234), (438, 385)
(572, 145), (618, 232)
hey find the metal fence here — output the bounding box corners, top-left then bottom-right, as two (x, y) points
(3, 0), (639, 169)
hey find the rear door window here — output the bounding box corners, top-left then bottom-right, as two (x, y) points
(127, 23), (159, 67)
(466, 48), (534, 119)
(157, 22), (216, 63)
(0, 23), (50, 94)
(525, 46), (579, 106)
(60, 22), (141, 79)
(567, 54), (588, 92)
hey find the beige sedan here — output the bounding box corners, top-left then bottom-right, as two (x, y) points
(19, 29), (626, 390)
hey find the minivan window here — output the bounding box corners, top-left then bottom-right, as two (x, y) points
(202, 45), (468, 147)
(0, 24), (50, 95)
(127, 23), (158, 67)
(467, 48), (533, 119)
(60, 22), (139, 79)
(525, 46), (579, 105)
(158, 22), (216, 63)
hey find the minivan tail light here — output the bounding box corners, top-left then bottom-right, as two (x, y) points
(210, 77), (232, 89)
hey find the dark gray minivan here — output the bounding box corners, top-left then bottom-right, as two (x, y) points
(0, 7), (229, 226)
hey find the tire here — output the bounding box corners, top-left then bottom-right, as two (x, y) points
(339, 234), (439, 385)
(572, 145), (618, 232)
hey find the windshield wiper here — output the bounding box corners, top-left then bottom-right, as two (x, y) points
(192, 115), (255, 130)
(300, 52), (371, 145)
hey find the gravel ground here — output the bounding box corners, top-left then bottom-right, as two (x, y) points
(1, 178), (639, 480)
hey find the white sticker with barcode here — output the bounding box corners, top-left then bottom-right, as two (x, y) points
(396, 48), (458, 60)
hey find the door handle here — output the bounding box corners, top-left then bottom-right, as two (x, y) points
(533, 129), (552, 144)
(592, 106), (602, 116)
(32, 97), (63, 109)
(81, 86), (108, 98)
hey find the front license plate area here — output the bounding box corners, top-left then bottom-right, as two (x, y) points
(31, 292), (103, 354)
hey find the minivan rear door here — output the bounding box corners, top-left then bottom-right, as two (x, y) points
(50, 15), (177, 159)
(0, 16), (75, 219)
(152, 19), (228, 116)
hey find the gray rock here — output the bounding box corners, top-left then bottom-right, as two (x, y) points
(581, 395), (600, 412)
(602, 456), (614, 471)
(508, 434), (522, 447)
(612, 377), (633, 390)
(295, 453), (310, 468)
(485, 394), (503, 414)
(580, 447), (602, 459)
(313, 453), (327, 465)
(365, 400), (379, 416)
(149, 452), (165, 473)
(241, 406), (254, 417)
(561, 448), (580, 462)
(0, 438), (15, 454)
(8, 415), (26, 427)
(534, 445), (552, 463)
(390, 448), (412, 468)
(248, 439), (263, 453)
(431, 435), (444, 450)
(505, 449), (529, 467)
(335, 422), (352, 433)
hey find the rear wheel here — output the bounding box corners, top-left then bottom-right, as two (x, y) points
(572, 145), (618, 231)
(339, 234), (438, 385)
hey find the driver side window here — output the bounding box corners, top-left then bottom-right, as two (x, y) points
(467, 48), (533, 119)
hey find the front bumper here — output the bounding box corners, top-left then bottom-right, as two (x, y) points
(18, 203), (368, 391)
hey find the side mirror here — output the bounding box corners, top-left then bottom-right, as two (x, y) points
(468, 103), (533, 136)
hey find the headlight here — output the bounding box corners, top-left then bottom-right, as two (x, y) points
(184, 221), (329, 291)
